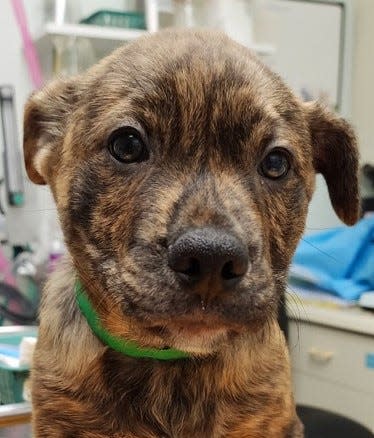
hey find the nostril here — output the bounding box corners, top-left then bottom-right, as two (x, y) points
(221, 259), (248, 280)
(221, 261), (237, 280)
(181, 258), (200, 278)
(168, 248), (201, 281)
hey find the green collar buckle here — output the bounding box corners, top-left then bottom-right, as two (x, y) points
(75, 280), (189, 361)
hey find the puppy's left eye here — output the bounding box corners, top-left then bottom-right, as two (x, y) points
(260, 149), (290, 180)
(108, 127), (148, 163)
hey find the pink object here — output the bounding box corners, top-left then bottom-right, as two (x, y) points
(10, 0), (43, 89)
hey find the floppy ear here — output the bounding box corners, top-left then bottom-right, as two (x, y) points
(305, 102), (360, 226)
(23, 78), (79, 185)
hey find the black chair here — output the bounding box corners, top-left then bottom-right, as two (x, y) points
(297, 405), (373, 438)
(278, 300), (373, 438)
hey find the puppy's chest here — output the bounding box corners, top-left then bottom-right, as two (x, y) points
(97, 361), (219, 437)
(71, 396), (280, 438)
(73, 361), (292, 438)
(70, 398), (291, 438)
(33, 348), (295, 438)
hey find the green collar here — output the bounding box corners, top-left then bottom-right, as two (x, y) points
(75, 280), (189, 361)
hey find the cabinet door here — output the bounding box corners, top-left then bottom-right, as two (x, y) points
(289, 321), (374, 394)
(289, 321), (374, 431)
(292, 369), (374, 432)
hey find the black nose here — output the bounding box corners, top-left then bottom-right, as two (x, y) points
(168, 227), (249, 298)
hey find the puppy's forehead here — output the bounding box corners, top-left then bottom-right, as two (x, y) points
(83, 30), (304, 151)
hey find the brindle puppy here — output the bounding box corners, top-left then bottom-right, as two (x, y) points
(23, 29), (359, 437)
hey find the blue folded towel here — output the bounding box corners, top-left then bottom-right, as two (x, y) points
(291, 217), (374, 301)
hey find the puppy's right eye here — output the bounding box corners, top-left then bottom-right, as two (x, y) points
(108, 127), (148, 163)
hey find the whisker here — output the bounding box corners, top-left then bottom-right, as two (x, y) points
(300, 237), (342, 264)
(284, 285), (310, 352)
(304, 227), (334, 231)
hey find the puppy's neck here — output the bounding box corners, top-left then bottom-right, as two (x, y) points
(75, 279), (190, 361)
(39, 258), (287, 382)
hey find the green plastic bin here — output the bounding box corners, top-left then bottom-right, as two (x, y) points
(0, 327), (37, 404)
(80, 10), (146, 30)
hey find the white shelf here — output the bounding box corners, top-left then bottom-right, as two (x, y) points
(0, 402), (31, 418)
(45, 22), (147, 42)
(44, 22), (274, 56)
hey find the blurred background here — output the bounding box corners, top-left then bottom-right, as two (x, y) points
(0, 1), (372, 436)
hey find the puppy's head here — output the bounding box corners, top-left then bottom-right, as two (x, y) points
(24, 30), (359, 355)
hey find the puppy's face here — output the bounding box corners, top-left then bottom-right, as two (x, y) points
(24, 30), (359, 354)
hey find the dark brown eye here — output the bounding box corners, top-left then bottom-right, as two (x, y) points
(108, 127), (148, 163)
(260, 149), (290, 180)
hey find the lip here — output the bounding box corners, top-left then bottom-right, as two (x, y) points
(169, 321), (228, 337)
(145, 311), (244, 337)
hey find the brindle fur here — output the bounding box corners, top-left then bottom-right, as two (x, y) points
(23, 29), (359, 437)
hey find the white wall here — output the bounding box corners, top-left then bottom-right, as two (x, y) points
(351, 0), (374, 164)
(0, 0), (56, 248)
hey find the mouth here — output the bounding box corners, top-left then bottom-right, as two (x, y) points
(116, 278), (277, 355)
(147, 320), (230, 337)
(143, 311), (245, 354)
(146, 308), (243, 332)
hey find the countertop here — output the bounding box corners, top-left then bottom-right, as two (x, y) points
(287, 298), (374, 336)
